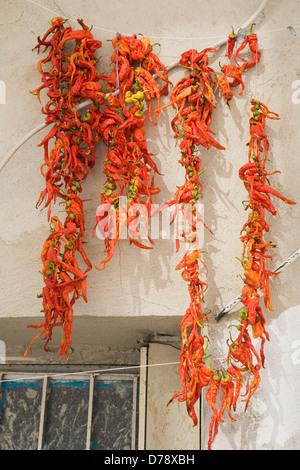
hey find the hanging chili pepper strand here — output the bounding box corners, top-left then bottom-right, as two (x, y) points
(32, 17), (105, 217)
(25, 17), (105, 360)
(160, 41), (267, 449)
(218, 24), (262, 100)
(24, 195), (91, 361)
(161, 47), (227, 430)
(214, 100), (296, 446)
(94, 34), (170, 270)
(234, 24), (262, 71)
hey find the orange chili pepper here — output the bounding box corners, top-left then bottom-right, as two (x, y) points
(206, 373), (221, 450)
(217, 74), (233, 102)
(155, 85), (196, 113)
(245, 268), (260, 286)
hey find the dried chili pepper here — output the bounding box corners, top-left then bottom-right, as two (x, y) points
(234, 24), (261, 71)
(217, 74), (233, 104)
(218, 373), (236, 424)
(219, 63), (245, 96)
(226, 27), (237, 59)
(218, 26), (262, 99)
(206, 372), (221, 450)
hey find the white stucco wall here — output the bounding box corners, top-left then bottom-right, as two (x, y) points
(0, 0), (299, 450)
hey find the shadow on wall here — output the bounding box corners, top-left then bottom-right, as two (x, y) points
(263, 303), (300, 449)
(127, 104), (181, 315)
(124, 60), (237, 318)
(202, 303), (300, 450)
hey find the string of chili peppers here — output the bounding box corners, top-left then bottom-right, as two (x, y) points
(207, 99), (296, 445)
(205, 100), (296, 450)
(160, 46), (226, 428)
(162, 28), (264, 449)
(24, 17), (105, 360)
(93, 33), (170, 270)
(219, 24), (262, 100)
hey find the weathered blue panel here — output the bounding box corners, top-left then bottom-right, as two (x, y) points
(91, 379), (134, 450)
(42, 378), (89, 450)
(0, 375), (137, 450)
(0, 380), (43, 450)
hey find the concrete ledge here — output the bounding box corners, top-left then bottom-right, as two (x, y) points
(0, 315), (182, 365)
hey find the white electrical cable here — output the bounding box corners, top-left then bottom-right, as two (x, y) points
(215, 247), (300, 322)
(0, 122), (46, 173)
(0, 361), (180, 384)
(0, 100), (92, 173)
(0, 0), (270, 173)
(27, 0), (269, 39)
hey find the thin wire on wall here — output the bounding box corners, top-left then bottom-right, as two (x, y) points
(0, 361), (180, 384)
(26, 0), (298, 40)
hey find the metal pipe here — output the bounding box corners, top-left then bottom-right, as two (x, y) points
(215, 247), (300, 322)
(37, 375), (48, 450)
(86, 373), (95, 450)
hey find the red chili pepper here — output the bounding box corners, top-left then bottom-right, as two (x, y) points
(226, 26), (237, 59)
(236, 25), (262, 71)
(142, 52), (172, 95)
(218, 374), (236, 424)
(217, 74), (233, 103)
(233, 37), (248, 66)
(37, 125), (59, 148)
(254, 182), (296, 206)
(206, 373), (221, 450)
(227, 365), (243, 411)
(220, 63), (245, 96)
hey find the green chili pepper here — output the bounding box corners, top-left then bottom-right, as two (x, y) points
(213, 372), (221, 381)
(135, 79), (142, 90)
(239, 307), (248, 320)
